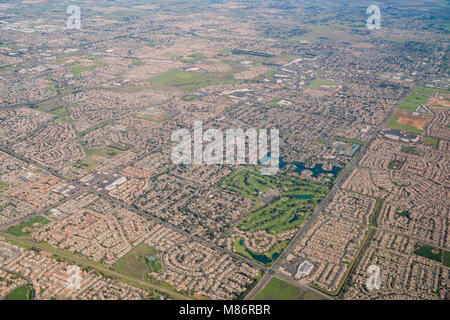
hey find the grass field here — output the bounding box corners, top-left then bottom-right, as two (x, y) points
(254, 277), (323, 300)
(422, 136), (438, 146)
(54, 117), (77, 125)
(3, 285), (31, 300)
(442, 250), (450, 268)
(0, 180), (10, 192)
(386, 116), (424, 134)
(70, 61), (102, 74)
(147, 70), (212, 91)
(112, 244), (162, 282)
(7, 216), (50, 237)
(399, 87), (435, 112)
(50, 107), (67, 116)
(388, 160), (403, 170)
(73, 158), (97, 171)
(413, 243), (442, 262)
(84, 146), (124, 159)
(306, 78), (338, 89)
(133, 113), (170, 123)
(400, 146), (421, 155)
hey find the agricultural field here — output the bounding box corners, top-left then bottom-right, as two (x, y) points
(253, 277), (323, 300)
(7, 216), (50, 237)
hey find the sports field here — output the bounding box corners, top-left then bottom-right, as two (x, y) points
(7, 216), (50, 237)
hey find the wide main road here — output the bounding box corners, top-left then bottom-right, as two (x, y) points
(245, 92), (406, 300)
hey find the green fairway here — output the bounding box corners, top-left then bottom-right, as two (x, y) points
(113, 244), (162, 282)
(254, 277), (323, 300)
(3, 285), (31, 300)
(220, 167), (329, 265)
(233, 238), (289, 265)
(219, 167), (329, 234)
(6, 216), (50, 237)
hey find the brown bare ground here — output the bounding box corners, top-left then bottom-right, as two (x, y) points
(428, 98), (450, 108)
(393, 109), (432, 130)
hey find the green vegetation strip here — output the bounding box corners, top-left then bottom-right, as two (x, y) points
(77, 120), (112, 138)
(334, 136), (366, 145)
